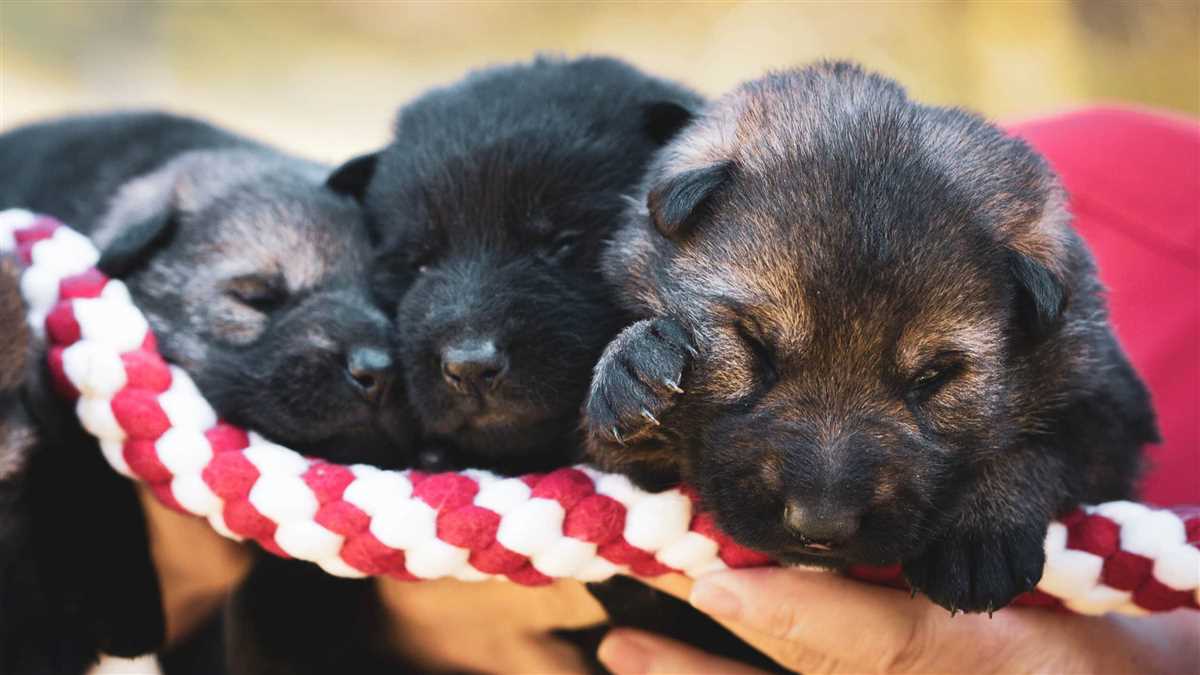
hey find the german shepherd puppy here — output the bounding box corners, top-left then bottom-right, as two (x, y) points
(328, 56), (784, 673)
(0, 112), (415, 674)
(332, 55), (702, 474)
(585, 62), (1158, 613)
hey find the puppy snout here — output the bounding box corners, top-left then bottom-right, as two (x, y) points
(782, 499), (860, 550)
(346, 347), (394, 404)
(440, 339), (509, 395)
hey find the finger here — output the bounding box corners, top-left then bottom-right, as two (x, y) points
(598, 628), (769, 675)
(637, 572), (848, 672)
(689, 568), (1046, 673)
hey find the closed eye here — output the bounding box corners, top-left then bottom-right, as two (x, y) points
(907, 355), (966, 398)
(545, 229), (581, 262)
(226, 274), (288, 313)
(736, 319), (778, 387)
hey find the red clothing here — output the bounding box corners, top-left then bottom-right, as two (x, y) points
(1010, 108), (1200, 505)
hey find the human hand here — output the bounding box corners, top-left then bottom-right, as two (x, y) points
(598, 569), (1200, 674)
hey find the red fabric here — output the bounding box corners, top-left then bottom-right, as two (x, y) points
(109, 389), (171, 441)
(1010, 108), (1200, 506)
(438, 505), (501, 549)
(123, 440), (172, 483)
(302, 462), (356, 504)
(44, 301), (80, 345)
(58, 269), (108, 299)
(413, 472), (480, 511)
(563, 494), (626, 544)
(45, 346), (78, 400)
(120, 351), (172, 393)
(530, 468), (596, 510)
(202, 451), (259, 500)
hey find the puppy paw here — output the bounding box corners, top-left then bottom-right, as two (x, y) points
(584, 317), (694, 447)
(903, 522), (1046, 614)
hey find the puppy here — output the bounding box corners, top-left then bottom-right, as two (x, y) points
(333, 55), (702, 474)
(0, 253), (40, 672)
(0, 112), (415, 674)
(332, 56), (784, 673)
(585, 62), (1158, 613)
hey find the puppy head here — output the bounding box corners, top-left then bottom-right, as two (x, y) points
(333, 57), (701, 472)
(615, 62), (1072, 565)
(94, 150), (416, 466)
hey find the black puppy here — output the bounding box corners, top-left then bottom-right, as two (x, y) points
(330, 55), (784, 674)
(0, 112), (415, 674)
(333, 55), (701, 474)
(585, 62), (1158, 613)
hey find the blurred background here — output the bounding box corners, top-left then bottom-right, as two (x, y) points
(2, 1), (1197, 164)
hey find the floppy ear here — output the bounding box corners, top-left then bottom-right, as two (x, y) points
(97, 210), (178, 278)
(1009, 249), (1068, 340)
(646, 161), (732, 238)
(642, 101), (695, 146)
(326, 152), (378, 202)
(1003, 178), (1071, 340)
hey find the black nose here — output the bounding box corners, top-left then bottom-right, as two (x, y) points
(441, 339), (508, 394)
(782, 500), (860, 549)
(346, 347), (393, 404)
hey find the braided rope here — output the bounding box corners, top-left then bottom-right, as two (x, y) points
(2, 208), (1196, 615)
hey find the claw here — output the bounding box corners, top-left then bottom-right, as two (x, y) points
(685, 344), (700, 358)
(909, 587), (918, 599)
(663, 379), (684, 394)
(611, 428), (624, 446)
(986, 603), (995, 619)
(949, 608), (958, 618)
(641, 409), (660, 426)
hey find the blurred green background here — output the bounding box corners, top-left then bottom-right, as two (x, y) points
(2, 1), (1197, 164)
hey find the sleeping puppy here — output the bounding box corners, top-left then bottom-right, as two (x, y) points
(0, 253), (40, 672)
(332, 56), (784, 673)
(584, 62), (1158, 613)
(334, 55), (702, 474)
(0, 112), (415, 674)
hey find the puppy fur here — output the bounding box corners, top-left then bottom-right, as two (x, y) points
(0, 112), (415, 674)
(329, 56), (787, 674)
(336, 55), (703, 474)
(585, 62), (1158, 613)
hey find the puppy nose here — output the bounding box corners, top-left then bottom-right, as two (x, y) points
(441, 339), (508, 394)
(346, 347), (393, 404)
(782, 500), (860, 549)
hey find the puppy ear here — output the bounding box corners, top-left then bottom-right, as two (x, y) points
(97, 210), (178, 278)
(646, 161), (731, 238)
(642, 101), (695, 145)
(326, 153), (378, 202)
(1009, 250), (1067, 337)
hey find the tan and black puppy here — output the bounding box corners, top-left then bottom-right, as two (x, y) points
(0, 112), (416, 674)
(585, 62), (1158, 613)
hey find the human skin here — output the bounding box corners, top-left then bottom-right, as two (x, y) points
(599, 570), (1200, 675)
(141, 488), (605, 673)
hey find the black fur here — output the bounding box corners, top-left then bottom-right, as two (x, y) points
(361, 55), (703, 474)
(332, 56), (783, 673)
(586, 62), (1158, 614)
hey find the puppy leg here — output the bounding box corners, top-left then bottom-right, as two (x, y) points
(584, 318), (693, 490)
(225, 555), (406, 675)
(902, 451), (1060, 614)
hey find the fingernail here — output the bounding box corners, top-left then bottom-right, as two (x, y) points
(690, 576), (743, 620)
(598, 631), (652, 675)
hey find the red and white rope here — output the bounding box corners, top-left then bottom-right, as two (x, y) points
(2, 208), (1196, 615)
